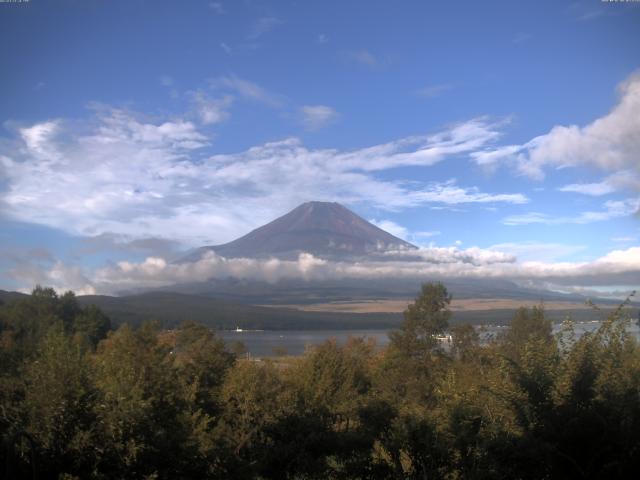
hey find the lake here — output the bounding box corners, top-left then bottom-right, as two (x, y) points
(219, 320), (640, 358)
(219, 329), (391, 357)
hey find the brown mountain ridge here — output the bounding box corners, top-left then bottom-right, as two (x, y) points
(180, 201), (417, 262)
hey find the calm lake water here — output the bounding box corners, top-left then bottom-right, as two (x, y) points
(219, 329), (390, 357)
(220, 321), (640, 358)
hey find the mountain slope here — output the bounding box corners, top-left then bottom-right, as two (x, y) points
(181, 201), (416, 261)
(0, 290), (29, 305)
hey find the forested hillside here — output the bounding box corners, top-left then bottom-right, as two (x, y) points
(1, 284), (639, 479)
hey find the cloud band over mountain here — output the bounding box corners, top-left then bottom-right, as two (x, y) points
(7, 246), (639, 298)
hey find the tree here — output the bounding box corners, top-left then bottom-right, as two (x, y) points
(293, 339), (371, 421)
(1, 287), (112, 359)
(450, 323), (480, 361)
(216, 360), (294, 478)
(2, 286), (62, 360)
(22, 324), (99, 478)
(73, 304), (111, 348)
(389, 282), (452, 358)
(375, 283), (454, 478)
(500, 305), (552, 362)
(171, 321), (235, 416)
(92, 322), (192, 478)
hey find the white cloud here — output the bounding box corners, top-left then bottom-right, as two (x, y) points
(487, 242), (587, 262)
(339, 117), (505, 172)
(407, 180), (528, 205)
(470, 145), (521, 166)
(93, 108), (208, 148)
(558, 181), (616, 196)
(7, 256), (96, 296)
(0, 111), (528, 248)
(317, 33), (328, 44)
(369, 219), (410, 240)
(471, 71), (640, 187)
(209, 74), (283, 107)
(16, 246), (639, 296)
(559, 171), (640, 197)
(383, 246), (515, 266)
(300, 105), (338, 130)
(189, 90), (233, 125)
(503, 198), (639, 225)
(220, 42), (232, 55)
(369, 227), (443, 248)
(20, 121), (59, 157)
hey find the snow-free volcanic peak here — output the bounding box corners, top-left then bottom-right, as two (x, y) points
(182, 201), (417, 261)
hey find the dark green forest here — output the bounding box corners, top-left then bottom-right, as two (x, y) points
(1, 284), (639, 479)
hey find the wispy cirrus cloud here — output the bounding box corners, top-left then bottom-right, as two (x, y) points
(558, 171), (640, 197)
(503, 198), (639, 226)
(558, 181), (616, 197)
(416, 83), (453, 98)
(209, 74), (284, 107)
(338, 117), (505, 172)
(188, 90), (234, 125)
(0, 110), (524, 248)
(300, 105), (339, 130)
(407, 180), (527, 205)
(470, 144), (521, 167)
(247, 16), (282, 40)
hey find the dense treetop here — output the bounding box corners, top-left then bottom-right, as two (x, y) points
(1, 283), (639, 479)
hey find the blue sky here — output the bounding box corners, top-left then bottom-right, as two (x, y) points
(0, 0), (639, 295)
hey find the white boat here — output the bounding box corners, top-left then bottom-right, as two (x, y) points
(434, 334), (452, 342)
